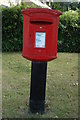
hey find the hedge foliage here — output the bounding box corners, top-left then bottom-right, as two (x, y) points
(2, 4), (80, 52)
(2, 3), (38, 52)
(2, 5), (23, 51)
(58, 10), (80, 52)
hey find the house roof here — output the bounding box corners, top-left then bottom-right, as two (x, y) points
(0, 0), (51, 8)
(23, 0), (51, 9)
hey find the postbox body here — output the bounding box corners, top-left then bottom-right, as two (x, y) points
(22, 8), (62, 61)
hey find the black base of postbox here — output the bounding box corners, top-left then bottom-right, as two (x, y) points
(29, 99), (45, 113)
(29, 61), (47, 113)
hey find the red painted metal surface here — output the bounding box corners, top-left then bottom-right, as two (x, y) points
(21, 8), (62, 62)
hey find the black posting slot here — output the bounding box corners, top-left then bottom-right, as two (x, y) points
(30, 21), (53, 25)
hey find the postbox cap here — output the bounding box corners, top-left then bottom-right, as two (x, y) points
(21, 8), (62, 17)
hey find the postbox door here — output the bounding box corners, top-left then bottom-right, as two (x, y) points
(28, 18), (58, 57)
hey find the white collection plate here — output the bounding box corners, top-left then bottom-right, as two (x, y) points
(35, 32), (46, 48)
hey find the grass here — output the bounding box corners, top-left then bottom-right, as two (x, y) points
(2, 52), (78, 118)
(0, 53), (2, 119)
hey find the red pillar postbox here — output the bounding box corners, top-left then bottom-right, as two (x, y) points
(21, 8), (62, 113)
(22, 8), (62, 62)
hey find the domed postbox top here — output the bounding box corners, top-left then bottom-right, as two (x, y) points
(21, 8), (62, 17)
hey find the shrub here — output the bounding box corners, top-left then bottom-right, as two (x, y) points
(58, 10), (80, 52)
(2, 6), (80, 52)
(2, 3), (38, 52)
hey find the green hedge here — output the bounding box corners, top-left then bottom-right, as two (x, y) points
(2, 4), (80, 52)
(58, 10), (80, 52)
(2, 3), (38, 52)
(2, 5), (23, 51)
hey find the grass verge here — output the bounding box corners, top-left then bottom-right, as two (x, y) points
(2, 52), (78, 118)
